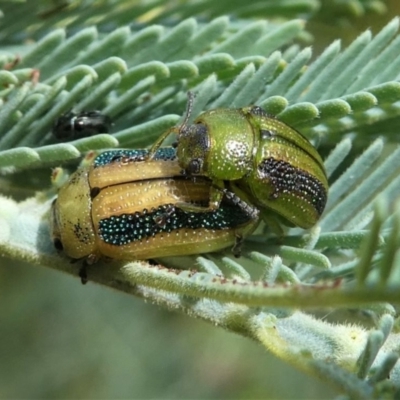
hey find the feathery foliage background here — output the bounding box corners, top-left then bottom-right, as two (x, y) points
(1, 0), (400, 398)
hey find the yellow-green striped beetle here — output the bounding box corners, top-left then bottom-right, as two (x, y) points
(51, 149), (260, 280)
(149, 94), (328, 230)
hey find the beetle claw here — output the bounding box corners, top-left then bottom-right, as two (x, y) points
(79, 266), (88, 285)
(232, 234), (243, 258)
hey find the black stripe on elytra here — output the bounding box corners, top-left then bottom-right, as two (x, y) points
(98, 200), (255, 246)
(258, 157), (327, 216)
(93, 148), (177, 168)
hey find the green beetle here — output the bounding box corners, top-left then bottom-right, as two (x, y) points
(51, 148), (260, 282)
(149, 94), (328, 230)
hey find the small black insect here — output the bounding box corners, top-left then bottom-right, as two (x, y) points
(53, 110), (112, 140)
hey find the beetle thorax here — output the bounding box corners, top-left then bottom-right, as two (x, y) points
(208, 138), (252, 180)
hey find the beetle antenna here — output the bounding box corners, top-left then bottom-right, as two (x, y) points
(179, 91), (195, 132)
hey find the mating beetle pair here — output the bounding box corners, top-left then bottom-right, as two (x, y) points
(51, 96), (328, 279)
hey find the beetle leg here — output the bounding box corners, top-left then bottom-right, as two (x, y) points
(69, 257), (89, 284)
(174, 200), (218, 213)
(79, 265), (88, 285)
(78, 253), (101, 284)
(260, 209), (286, 237)
(231, 233), (243, 258)
(207, 183), (225, 210)
(173, 179), (224, 212)
(175, 182), (260, 222)
(223, 188), (260, 221)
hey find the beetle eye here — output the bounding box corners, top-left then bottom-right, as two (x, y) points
(187, 158), (202, 174)
(53, 238), (64, 251)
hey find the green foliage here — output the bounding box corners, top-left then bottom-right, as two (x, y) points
(1, 1), (400, 398)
